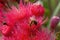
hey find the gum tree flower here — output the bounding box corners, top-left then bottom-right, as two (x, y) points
(0, 0), (55, 40)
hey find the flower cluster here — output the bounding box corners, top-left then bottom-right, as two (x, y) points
(0, 0), (58, 40)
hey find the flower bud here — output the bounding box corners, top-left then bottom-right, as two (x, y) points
(31, 4), (45, 16)
(50, 16), (60, 30)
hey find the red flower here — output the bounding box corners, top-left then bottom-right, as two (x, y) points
(0, 0), (55, 40)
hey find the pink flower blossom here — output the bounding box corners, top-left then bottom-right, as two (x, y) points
(0, 0), (55, 40)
